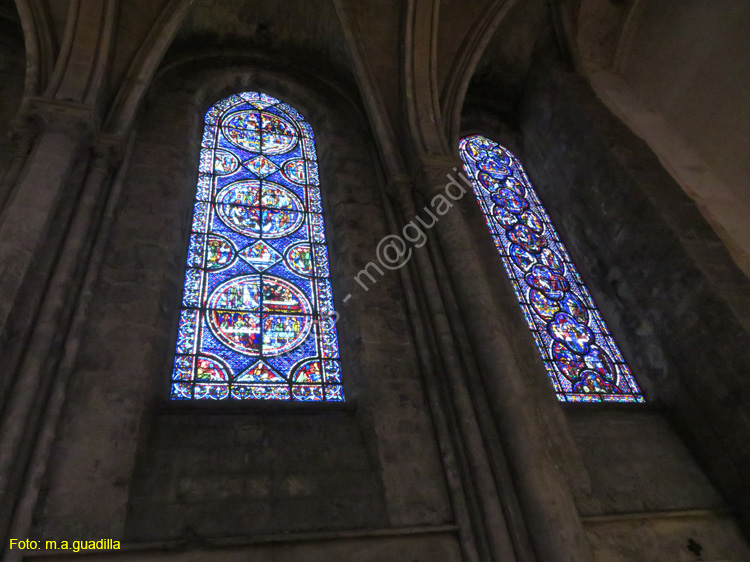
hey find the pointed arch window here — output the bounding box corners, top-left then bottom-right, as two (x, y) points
(171, 92), (343, 401)
(459, 135), (643, 403)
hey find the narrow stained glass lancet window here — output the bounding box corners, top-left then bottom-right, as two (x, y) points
(459, 135), (644, 403)
(171, 92), (343, 401)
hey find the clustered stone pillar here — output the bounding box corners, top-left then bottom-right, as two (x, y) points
(0, 123), (35, 214)
(383, 177), (521, 562)
(411, 154), (597, 562)
(0, 100), (123, 556)
(0, 104), (91, 336)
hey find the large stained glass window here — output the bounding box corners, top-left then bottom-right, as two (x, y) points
(459, 135), (643, 403)
(171, 92), (343, 401)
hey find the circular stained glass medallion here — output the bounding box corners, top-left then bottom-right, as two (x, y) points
(530, 289), (559, 321)
(492, 204), (518, 229)
(479, 171), (504, 192)
(221, 110), (298, 155)
(559, 294), (588, 324)
(520, 210), (543, 233)
(539, 248), (564, 273)
(206, 275), (313, 356)
(573, 371), (618, 394)
(491, 189), (528, 214)
(584, 346), (616, 381)
(216, 180), (304, 238)
(508, 224), (546, 253)
(504, 176), (525, 197)
(526, 265), (568, 300)
(548, 312), (594, 354)
(552, 342), (585, 381)
(510, 244), (537, 272)
(478, 156), (510, 178)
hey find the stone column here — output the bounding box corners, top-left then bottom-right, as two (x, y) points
(0, 100), (95, 340)
(0, 122), (35, 214)
(384, 178), (523, 562)
(0, 99), (109, 553)
(415, 154), (597, 562)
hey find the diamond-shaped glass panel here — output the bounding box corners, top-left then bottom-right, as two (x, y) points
(243, 155), (278, 178)
(239, 240), (282, 271)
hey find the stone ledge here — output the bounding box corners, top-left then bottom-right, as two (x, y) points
(156, 399), (358, 416)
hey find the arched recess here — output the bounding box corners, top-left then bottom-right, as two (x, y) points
(105, 0), (203, 137)
(443, 0), (548, 151)
(32, 56), (451, 541)
(403, 0), (449, 156)
(11, 0), (55, 106)
(576, 0), (750, 278)
(439, 0), (520, 148)
(171, 91), (343, 402)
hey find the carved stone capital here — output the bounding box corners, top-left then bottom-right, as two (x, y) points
(383, 174), (415, 209)
(92, 133), (127, 171)
(27, 97), (100, 141)
(6, 118), (39, 152)
(415, 154), (467, 200)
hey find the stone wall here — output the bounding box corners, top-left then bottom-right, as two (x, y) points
(125, 409), (387, 540)
(568, 409), (750, 561)
(31, 59), (453, 544)
(519, 59), (750, 537)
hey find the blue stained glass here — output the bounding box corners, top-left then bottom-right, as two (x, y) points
(176, 309), (199, 354)
(325, 385), (344, 400)
(172, 355), (193, 380)
(196, 175), (212, 201)
(214, 150), (240, 175)
(323, 360), (342, 383)
(171, 382), (192, 400)
(277, 103), (307, 126)
(307, 161), (320, 186)
(192, 202), (210, 233)
(313, 245), (331, 277)
(318, 317), (340, 358)
(199, 151), (213, 173)
(315, 279), (335, 315)
(281, 158), (307, 185)
(244, 155), (278, 178)
(172, 92), (344, 401)
(187, 234), (206, 268)
(302, 137), (315, 158)
(182, 269), (203, 307)
(307, 188), (323, 214)
(308, 213), (326, 243)
(459, 135), (644, 403)
(195, 384), (230, 400)
(201, 126), (218, 147)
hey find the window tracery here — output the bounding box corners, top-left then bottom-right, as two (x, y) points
(460, 134), (644, 402)
(171, 92), (343, 401)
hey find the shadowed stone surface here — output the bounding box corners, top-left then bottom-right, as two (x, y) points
(125, 411), (388, 540)
(520, 59), (750, 536)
